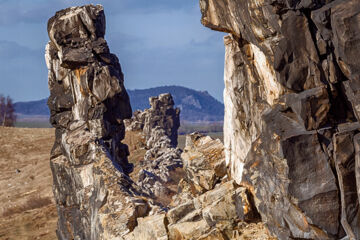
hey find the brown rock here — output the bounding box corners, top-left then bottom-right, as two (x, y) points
(125, 214), (168, 240)
(181, 132), (227, 191)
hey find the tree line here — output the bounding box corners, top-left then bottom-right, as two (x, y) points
(0, 95), (16, 127)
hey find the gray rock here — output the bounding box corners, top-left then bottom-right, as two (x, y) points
(125, 94), (183, 201)
(144, 93), (180, 147)
(181, 132), (227, 191)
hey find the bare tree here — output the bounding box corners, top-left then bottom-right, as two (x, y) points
(0, 95), (16, 127)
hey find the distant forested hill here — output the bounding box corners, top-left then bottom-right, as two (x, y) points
(14, 86), (224, 122)
(128, 86), (224, 121)
(14, 99), (49, 116)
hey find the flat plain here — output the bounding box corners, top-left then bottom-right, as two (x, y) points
(0, 127), (57, 240)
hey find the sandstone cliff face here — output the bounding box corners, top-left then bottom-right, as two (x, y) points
(201, 0), (360, 239)
(46, 5), (153, 239)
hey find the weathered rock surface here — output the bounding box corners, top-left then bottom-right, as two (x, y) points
(46, 5), (157, 239)
(171, 133), (227, 206)
(126, 93), (180, 147)
(47, 4), (274, 240)
(136, 126), (183, 202)
(201, 0), (360, 239)
(125, 94), (183, 203)
(182, 132), (227, 192)
(125, 179), (269, 240)
(168, 181), (257, 240)
(47, 1), (360, 239)
(126, 131), (271, 240)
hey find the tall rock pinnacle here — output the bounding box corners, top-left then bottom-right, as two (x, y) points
(45, 5), (149, 239)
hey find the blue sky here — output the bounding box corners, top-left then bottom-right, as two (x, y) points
(0, 0), (225, 102)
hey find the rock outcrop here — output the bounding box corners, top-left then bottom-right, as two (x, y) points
(126, 134), (272, 240)
(47, 2), (360, 240)
(126, 93), (180, 147)
(46, 5), (156, 239)
(201, 0), (360, 239)
(125, 94), (183, 203)
(181, 133), (227, 192)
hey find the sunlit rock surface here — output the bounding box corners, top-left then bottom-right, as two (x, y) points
(124, 93), (183, 203)
(201, 0), (360, 239)
(46, 5), (155, 239)
(181, 132), (226, 192)
(47, 1), (360, 239)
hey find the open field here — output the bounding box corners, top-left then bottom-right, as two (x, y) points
(0, 127), (56, 240)
(15, 122), (52, 128)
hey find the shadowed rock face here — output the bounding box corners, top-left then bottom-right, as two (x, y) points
(201, 0), (360, 239)
(144, 94), (180, 147)
(45, 5), (155, 239)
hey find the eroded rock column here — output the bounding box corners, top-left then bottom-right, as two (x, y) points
(46, 5), (149, 239)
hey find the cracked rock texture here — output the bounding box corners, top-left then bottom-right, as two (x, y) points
(126, 93), (180, 147)
(125, 94), (183, 202)
(201, 0), (360, 239)
(46, 5), (156, 239)
(47, 2), (360, 240)
(126, 134), (271, 240)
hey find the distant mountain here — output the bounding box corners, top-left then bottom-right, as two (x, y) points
(14, 99), (49, 116)
(128, 86), (224, 121)
(14, 86), (224, 122)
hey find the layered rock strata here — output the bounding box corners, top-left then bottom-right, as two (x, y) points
(201, 0), (360, 239)
(46, 5), (154, 239)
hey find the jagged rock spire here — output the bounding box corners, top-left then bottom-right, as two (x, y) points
(46, 5), (149, 239)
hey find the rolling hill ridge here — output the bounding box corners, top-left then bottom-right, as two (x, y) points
(14, 86), (224, 122)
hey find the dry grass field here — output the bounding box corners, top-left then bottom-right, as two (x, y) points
(0, 127), (57, 240)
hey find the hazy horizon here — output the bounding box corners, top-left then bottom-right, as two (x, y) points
(0, 0), (225, 102)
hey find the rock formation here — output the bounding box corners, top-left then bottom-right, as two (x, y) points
(126, 93), (180, 147)
(46, 5), (156, 239)
(200, 0), (360, 239)
(125, 94), (183, 203)
(47, 2), (360, 239)
(126, 133), (271, 240)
